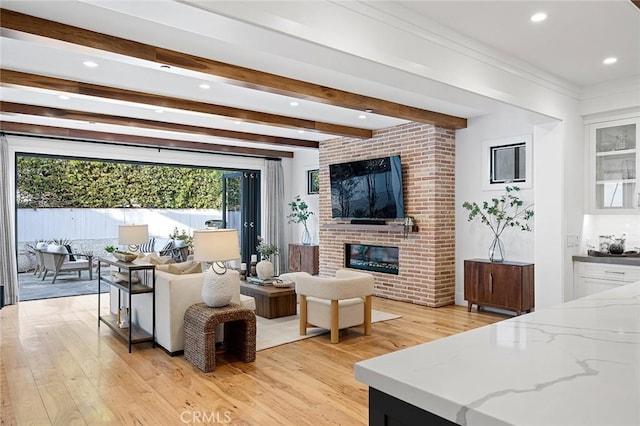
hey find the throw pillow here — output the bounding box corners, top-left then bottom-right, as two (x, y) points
(134, 252), (175, 265)
(64, 244), (76, 261)
(156, 261), (201, 275)
(138, 237), (156, 254)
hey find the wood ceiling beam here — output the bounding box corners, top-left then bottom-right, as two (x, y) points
(0, 121), (294, 158)
(0, 102), (319, 149)
(0, 9), (467, 130)
(0, 69), (370, 139)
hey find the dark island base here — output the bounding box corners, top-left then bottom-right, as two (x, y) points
(369, 388), (457, 426)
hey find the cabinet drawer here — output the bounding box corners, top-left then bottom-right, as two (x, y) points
(577, 262), (640, 283)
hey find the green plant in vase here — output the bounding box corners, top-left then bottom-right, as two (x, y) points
(462, 186), (534, 262)
(288, 194), (314, 245)
(256, 236), (279, 279)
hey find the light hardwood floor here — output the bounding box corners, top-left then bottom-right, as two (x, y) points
(1, 294), (504, 425)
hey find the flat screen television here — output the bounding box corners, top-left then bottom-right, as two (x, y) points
(329, 155), (404, 220)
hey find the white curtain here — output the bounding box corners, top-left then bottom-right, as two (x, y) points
(0, 133), (19, 305)
(264, 159), (286, 275)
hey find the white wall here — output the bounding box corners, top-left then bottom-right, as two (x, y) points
(286, 149), (320, 245)
(456, 105), (538, 305)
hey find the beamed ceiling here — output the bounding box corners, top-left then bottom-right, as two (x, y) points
(0, 7), (465, 159)
(1, 2), (638, 159)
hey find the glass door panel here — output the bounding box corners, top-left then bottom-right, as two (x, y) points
(222, 171), (260, 265)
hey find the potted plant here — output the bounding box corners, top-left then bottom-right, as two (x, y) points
(462, 186), (534, 262)
(256, 236), (279, 279)
(288, 194), (314, 245)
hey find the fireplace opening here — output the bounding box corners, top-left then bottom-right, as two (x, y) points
(345, 243), (399, 275)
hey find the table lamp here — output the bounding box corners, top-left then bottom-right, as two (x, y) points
(118, 224), (149, 252)
(192, 229), (240, 307)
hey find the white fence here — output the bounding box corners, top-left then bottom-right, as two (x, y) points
(17, 208), (222, 242)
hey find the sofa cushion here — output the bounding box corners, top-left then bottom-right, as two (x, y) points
(133, 252), (174, 265)
(157, 261), (202, 275)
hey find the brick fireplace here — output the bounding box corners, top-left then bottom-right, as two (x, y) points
(318, 122), (455, 307)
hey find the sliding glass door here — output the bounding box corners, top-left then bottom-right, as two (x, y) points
(222, 171), (260, 265)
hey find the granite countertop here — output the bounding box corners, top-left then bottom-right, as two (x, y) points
(355, 282), (640, 426)
(572, 255), (640, 266)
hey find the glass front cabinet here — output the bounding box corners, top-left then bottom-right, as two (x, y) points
(589, 117), (639, 212)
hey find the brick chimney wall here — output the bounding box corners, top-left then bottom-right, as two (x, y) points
(318, 122), (455, 307)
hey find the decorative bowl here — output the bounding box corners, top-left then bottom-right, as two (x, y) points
(273, 279), (292, 288)
(113, 251), (137, 262)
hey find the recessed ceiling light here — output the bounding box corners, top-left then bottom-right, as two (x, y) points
(199, 83), (211, 89)
(234, 120), (242, 125)
(365, 109), (373, 113)
(603, 57), (618, 65)
(155, 109), (164, 113)
(298, 130), (305, 134)
(358, 114), (367, 119)
(58, 95), (70, 100)
(290, 101), (299, 107)
(530, 12), (547, 22)
(83, 60), (98, 68)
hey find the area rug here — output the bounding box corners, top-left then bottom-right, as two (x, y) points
(256, 309), (400, 351)
(18, 272), (108, 301)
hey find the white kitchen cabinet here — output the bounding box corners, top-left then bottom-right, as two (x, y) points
(573, 261), (640, 299)
(588, 117), (639, 213)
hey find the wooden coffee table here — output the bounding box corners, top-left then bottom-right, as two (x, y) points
(239, 281), (296, 319)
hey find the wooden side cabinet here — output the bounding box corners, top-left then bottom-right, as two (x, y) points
(288, 244), (319, 275)
(464, 259), (534, 316)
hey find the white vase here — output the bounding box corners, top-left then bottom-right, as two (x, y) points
(201, 266), (236, 307)
(256, 260), (274, 279)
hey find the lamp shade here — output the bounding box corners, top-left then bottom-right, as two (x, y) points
(192, 229), (240, 262)
(118, 224), (149, 245)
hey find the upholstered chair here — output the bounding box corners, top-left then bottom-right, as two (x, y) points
(295, 269), (374, 343)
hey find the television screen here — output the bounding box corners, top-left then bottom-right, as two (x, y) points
(329, 155), (404, 219)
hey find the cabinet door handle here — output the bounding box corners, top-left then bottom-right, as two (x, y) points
(604, 270), (625, 275)
(489, 273), (493, 294)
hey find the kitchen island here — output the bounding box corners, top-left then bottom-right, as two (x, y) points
(355, 282), (640, 426)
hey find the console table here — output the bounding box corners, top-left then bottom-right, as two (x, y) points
(288, 243), (319, 275)
(97, 257), (155, 353)
(464, 259), (534, 316)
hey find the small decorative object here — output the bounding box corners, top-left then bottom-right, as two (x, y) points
(193, 229), (240, 308)
(273, 279), (293, 288)
(288, 194), (314, 245)
(250, 254), (258, 277)
(462, 186), (534, 262)
(599, 235), (612, 253)
(608, 234), (626, 255)
(240, 263), (247, 281)
(403, 216), (415, 239)
(118, 307), (129, 328)
(104, 245), (115, 254)
(113, 251), (137, 262)
(256, 236), (279, 279)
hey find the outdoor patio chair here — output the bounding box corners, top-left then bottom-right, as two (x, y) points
(41, 248), (93, 284)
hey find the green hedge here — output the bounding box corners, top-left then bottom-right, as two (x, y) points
(17, 156), (228, 209)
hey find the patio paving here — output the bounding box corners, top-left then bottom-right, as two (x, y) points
(18, 270), (108, 301)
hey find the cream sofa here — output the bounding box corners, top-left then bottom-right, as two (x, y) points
(116, 268), (255, 355)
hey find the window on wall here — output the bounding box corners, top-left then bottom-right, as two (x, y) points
(490, 143), (526, 184)
(482, 134), (532, 190)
